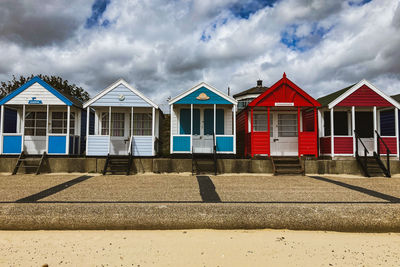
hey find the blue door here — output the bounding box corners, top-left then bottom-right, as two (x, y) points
(204, 109), (224, 135)
(180, 109), (200, 134)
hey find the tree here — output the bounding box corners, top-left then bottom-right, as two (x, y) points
(0, 74), (90, 102)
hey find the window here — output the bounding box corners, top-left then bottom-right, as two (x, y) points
(25, 112), (46, 136)
(133, 113), (152, 136)
(101, 113), (125, 136)
(324, 111), (349, 136)
(253, 114), (268, 131)
(51, 112), (75, 134)
(278, 114), (297, 137)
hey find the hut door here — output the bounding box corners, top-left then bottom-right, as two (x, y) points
(355, 111), (374, 155)
(270, 113), (298, 156)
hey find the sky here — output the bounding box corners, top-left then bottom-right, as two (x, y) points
(0, 0), (399, 107)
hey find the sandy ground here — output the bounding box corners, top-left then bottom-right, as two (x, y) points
(0, 230), (399, 266)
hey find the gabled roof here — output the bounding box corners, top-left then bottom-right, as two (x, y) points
(317, 84), (356, 107)
(83, 79), (158, 109)
(0, 76), (82, 107)
(391, 93), (400, 103)
(169, 82), (237, 105)
(233, 85), (268, 98)
(323, 79), (400, 109)
(248, 73), (320, 107)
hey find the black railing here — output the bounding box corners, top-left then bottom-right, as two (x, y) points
(354, 130), (370, 177)
(213, 133), (217, 176)
(375, 130), (391, 177)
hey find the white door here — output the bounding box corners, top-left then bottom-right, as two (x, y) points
(270, 113), (298, 156)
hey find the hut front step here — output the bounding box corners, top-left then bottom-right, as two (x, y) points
(272, 156), (304, 176)
(12, 151), (46, 175)
(103, 154), (132, 175)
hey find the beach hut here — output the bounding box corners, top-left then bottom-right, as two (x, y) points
(236, 73), (320, 158)
(83, 79), (161, 158)
(0, 76), (84, 157)
(317, 80), (400, 177)
(169, 82), (237, 156)
(318, 79), (400, 158)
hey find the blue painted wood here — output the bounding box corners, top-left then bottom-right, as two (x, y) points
(216, 136), (233, 152)
(87, 135), (109, 156)
(175, 87), (232, 105)
(173, 136), (190, 152)
(180, 109), (200, 135)
(4, 108), (17, 133)
(48, 136), (67, 154)
(132, 136), (153, 156)
(0, 76), (73, 106)
(204, 109), (224, 135)
(91, 84), (152, 107)
(380, 110), (395, 136)
(2, 135), (22, 154)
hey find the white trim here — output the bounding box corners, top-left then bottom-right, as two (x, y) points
(83, 78), (159, 109)
(170, 104), (173, 155)
(0, 105), (4, 154)
(330, 108), (334, 158)
(328, 79), (400, 109)
(46, 105), (49, 153)
(86, 107), (90, 155)
(66, 106), (70, 155)
(152, 107), (155, 156)
(108, 106), (111, 153)
(168, 82), (237, 105)
(352, 106), (355, 157)
(213, 104), (216, 136)
(396, 108), (399, 159)
(373, 106), (377, 152)
(22, 105), (25, 152)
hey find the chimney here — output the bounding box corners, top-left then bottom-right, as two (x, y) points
(228, 86), (230, 96)
(257, 80), (262, 87)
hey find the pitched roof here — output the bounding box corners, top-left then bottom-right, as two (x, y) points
(317, 84), (356, 107)
(233, 85), (268, 98)
(0, 76), (83, 107)
(391, 93), (400, 103)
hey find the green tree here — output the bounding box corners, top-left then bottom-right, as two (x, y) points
(0, 74), (90, 102)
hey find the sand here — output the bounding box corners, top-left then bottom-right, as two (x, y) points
(0, 230), (399, 266)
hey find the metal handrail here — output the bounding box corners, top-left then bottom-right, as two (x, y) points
(128, 135), (133, 155)
(213, 132), (217, 175)
(375, 130), (391, 177)
(354, 130), (369, 155)
(354, 130), (369, 176)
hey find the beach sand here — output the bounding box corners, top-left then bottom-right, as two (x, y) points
(0, 230), (399, 266)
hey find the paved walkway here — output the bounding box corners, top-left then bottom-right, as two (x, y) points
(0, 174), (400, 230)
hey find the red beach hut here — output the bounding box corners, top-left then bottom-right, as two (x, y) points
(237, 73), (320, 157)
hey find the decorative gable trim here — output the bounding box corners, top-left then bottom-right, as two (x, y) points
(328, 79), (400, 109)
(83, 79), (158, 109)
(169, 82), (237, 105)
(0, 76), (73, 106)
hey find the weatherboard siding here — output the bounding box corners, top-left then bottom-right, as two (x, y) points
(336, 85), (392, 107)
(132, 136), (153, 156)
(91, 84), (152, 107)
(6, 82), (65, 105)
(175, 87), (232, 105)
(87, 136), (109, 156)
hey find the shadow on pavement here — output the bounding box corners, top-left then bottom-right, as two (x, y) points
(196, 176), (221, 203)
(309, 176), (400, 203)
(16, 175), (93, 203)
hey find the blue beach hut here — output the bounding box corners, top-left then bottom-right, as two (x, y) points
(169, 82), (237, 155)
(0, 76), (84, 155)
(83, 79), (161, 157)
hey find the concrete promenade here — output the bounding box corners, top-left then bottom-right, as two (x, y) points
(0, 173), (400, 231)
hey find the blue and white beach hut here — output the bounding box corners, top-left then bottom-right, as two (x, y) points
(0, 76), (84, 155)
(83, 79), (161, 156)
(169, 82), (237, 155)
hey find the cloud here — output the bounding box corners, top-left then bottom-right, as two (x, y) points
(0, 0), (399, 106)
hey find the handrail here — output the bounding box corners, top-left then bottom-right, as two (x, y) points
(375, 130), (391, 177)
(128, 135), (133, 155)
(213, 132), (217, 175)
(354, 130), (369, 154)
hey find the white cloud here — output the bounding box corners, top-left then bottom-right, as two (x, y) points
(0, 0), (399, 106)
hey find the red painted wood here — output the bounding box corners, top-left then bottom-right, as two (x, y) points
(267, 107), (270, 156)
(334, 137), (353, 154)
(252, 132), (270, 155)
(320, 137), (331, 154)
(251, 108), (254, 157)
(297, 107), (301, 156)
(249, 75), (321, 108)
(379, 137), (397, 155)
(236, 110), (247, 156)
(302, 109), (314, 132)
(314, 108), (318, 157)
(337, 85), (392, 107)
(299, 132), (317, 155)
